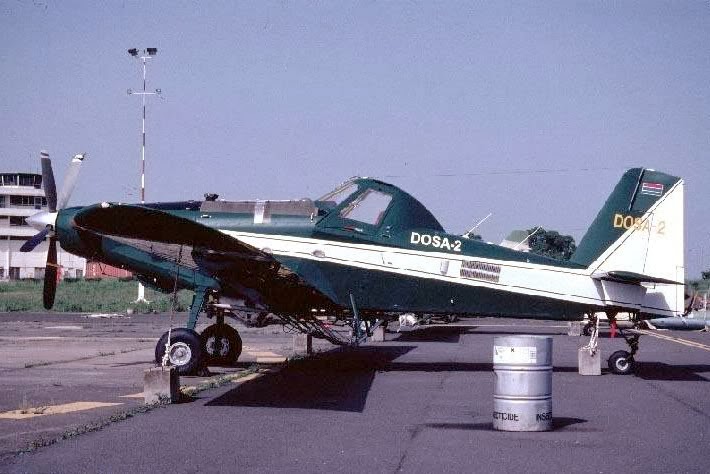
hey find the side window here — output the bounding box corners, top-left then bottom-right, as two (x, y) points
(340, 190), (392, 226)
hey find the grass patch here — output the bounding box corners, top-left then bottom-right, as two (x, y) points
(0, 279), (193, 313)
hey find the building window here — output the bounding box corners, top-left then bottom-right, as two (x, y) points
(1, 174), (17, 186)
(34, 267), (46, 279)
(19, 174), (41, 187)
(10, 196), (32, 207)
(0, 268), (4, 278)
(0, 196), (5, 207)
(76, 269), (83, 279)
(9, 267), (20, 280)
(8, 196), (45, 207)
(10, 216), (28, 226)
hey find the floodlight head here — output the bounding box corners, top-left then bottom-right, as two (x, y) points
(128, 48), (138, 57)
(147, 48), (158, 56)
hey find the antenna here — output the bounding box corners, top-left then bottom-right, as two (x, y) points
(463, 213), (493, 239)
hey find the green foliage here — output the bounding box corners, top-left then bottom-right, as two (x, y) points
(688, 278), (710, 292)
(0, 279), (193, 313)
(526, 227), (577, 261)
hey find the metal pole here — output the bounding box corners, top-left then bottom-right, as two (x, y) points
(137, 55), (147, 303)
(128, 48), (160, 303)
(141, 56), (146, 204)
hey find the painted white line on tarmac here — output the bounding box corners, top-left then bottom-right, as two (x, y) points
(0, 401), (123, 420)
(633, 329), (710, 352)
(430, 323), (568, 328)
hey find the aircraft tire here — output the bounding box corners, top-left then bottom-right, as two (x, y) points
(608, 350), (634, 375)
(201, 324), (243, 366)
(155, 328), (204, 376)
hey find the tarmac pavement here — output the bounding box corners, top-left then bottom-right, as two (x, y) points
(1, 315), (709, 473)
(0, 312), (333, 461)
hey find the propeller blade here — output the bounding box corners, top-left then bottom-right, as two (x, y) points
(43, 237), (58, 310)
(56, 153), (86, 210)
(19, 226), (50, 252)
(41, 150), (57, 213)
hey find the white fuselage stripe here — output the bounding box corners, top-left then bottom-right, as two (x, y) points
(220, 230), (679, 317)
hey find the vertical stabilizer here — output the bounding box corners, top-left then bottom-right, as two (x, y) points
(571, 168), (684, 314)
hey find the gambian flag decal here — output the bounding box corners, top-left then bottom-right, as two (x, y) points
(640, 182), (664, 196)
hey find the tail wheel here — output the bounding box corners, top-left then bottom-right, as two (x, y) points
(608, 350), (634, 375)
(201, 324), (242, 366)
(155, 328), (204, 376)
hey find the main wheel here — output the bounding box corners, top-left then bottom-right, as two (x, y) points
(608, 350), (634, 375)
(155, 328), (204, 376)
(201, 324), (242, 366)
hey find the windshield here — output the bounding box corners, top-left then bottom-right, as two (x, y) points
(316, 179), (359, 206)
(339, 189), (392, 226)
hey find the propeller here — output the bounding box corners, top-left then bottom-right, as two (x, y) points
(21, 150), (86, 309)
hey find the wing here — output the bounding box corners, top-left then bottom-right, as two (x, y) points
(73, 204), (338, 313)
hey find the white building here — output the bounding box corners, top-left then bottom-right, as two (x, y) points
(0, 172), (85, 280)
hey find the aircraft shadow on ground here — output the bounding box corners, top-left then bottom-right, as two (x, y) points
(392, 325), (471, 343)
(633, 362), (710, 382)
(206, 345), (415, 412)
(458, 329), (566, 336)
(382, 362), (579, 373)
(206, 345), (583, 412)
(423, 417), (588, 432)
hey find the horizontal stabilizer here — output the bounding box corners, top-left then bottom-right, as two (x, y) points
(593, 270), (683, 286)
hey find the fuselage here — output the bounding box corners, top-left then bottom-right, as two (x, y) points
(55, 177), (680, 320)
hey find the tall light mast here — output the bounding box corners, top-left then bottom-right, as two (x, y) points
(127, 47), (161, 303)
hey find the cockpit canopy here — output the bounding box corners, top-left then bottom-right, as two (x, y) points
(316, 177), (444, 233)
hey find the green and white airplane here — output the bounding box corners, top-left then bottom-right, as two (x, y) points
(22, 152), (685, 375)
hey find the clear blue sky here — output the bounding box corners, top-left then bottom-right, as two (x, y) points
(1, 1), (708, 276)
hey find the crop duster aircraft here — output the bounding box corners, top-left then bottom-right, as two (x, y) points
(22, 152), (685, 376)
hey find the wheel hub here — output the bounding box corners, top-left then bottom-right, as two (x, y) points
(206, 336), (230, 357)
(168, 342), (192, 366)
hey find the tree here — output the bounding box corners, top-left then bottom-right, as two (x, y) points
(525, 227), (576, 261)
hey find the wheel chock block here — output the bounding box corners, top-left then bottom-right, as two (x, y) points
(144, 366), (180, 404)
(578, 347), (602, 376)
(370, 326), (386, 342)
(293, 334), (313, 356)
(567, 322), (582, 337)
